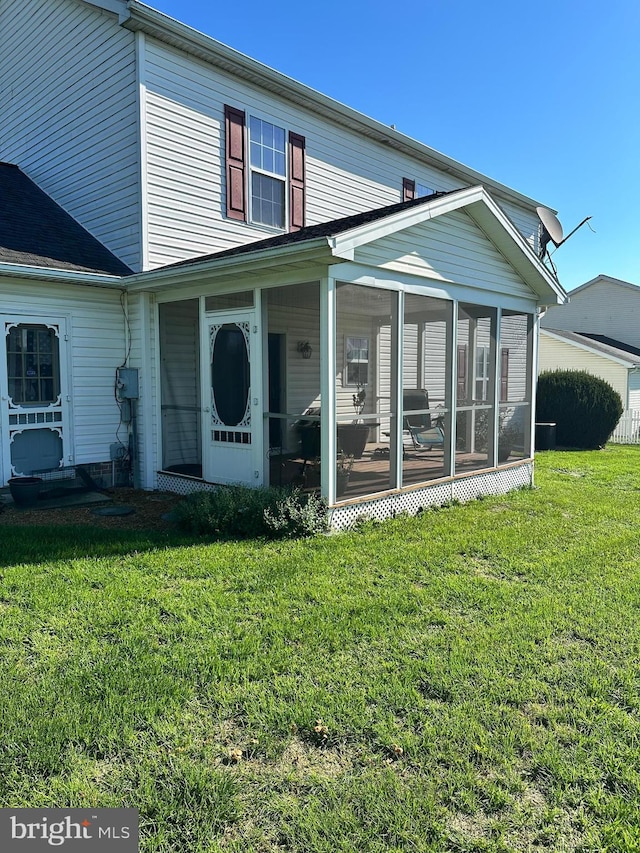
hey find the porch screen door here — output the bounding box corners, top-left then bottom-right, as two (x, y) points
(203, 311), (260, 485)
(1, 316), (70, 482)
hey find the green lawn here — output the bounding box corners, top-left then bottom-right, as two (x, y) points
(2, 446), (640, 852)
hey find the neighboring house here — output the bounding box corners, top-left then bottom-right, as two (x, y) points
(0, 0), (567, 526)
(541, 275), (640, 350)
(539, 275), (640, 443)
(539, 328), (640, 410)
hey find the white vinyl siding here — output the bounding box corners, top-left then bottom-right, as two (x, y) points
(500, 313), (529, 403)
(354, 212), (532, 299)
(0, 277), (125, 469)
(126, 291), (158, 488)
(142, 39), (541, 268)
(267, 306), (321, 420)
(0, 0), (140, 270)
(538, 332), (629, 405)
(628, 372), (640, 410)
(541, 279), (640, 351)
(159, 299), (200, 469)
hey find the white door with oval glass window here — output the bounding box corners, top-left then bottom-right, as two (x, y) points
(202, 311), (262, 486)
(0, 316), (71, 483)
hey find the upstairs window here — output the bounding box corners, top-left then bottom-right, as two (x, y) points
(249, 117), (286, 228)
(224, 105), (306, 232)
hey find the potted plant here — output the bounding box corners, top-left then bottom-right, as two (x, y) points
(337, 385), (370, 459)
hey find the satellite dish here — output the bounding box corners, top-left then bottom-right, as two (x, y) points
(536, 206), (564, 246)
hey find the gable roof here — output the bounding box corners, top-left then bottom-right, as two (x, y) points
(130, 185), (565, 306)
(568, 274), (640, 297)
(541, 328), (640, 368)
(163, 191), (457, 269)
(0, 163), (132, 277)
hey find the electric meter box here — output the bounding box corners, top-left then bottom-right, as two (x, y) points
(116, 367), (139, 399)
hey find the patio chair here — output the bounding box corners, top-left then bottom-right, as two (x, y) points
(402, 389), (445, 451)
(405, 421), (445, 451)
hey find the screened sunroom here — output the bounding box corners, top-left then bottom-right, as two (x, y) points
(143, 187), (564, 526)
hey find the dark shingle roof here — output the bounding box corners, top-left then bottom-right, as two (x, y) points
(162, 190), (455, 270)
(580, 333), (640, 359)
(0, 163), (132, 276)
(544, 328), (640, 364)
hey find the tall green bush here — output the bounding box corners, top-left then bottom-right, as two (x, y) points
(536, 370), (622, 449)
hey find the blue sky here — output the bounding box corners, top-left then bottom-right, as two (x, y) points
(149, 0), (639, 292)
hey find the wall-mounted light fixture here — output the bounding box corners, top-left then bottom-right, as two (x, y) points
(297, 340), (313, 360)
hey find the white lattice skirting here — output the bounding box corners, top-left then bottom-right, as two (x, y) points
(158, 462), (533, 530)
(329, 462), (534, 530)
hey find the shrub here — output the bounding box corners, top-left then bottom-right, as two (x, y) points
(536, 370), (623, 449)
(173, 485), (328, 539)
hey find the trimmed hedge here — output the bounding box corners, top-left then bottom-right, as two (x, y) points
(173, 485), (328, 539)
(536, 370), (623, 449)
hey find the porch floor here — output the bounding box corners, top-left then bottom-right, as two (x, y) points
(271, 442), (521, 501)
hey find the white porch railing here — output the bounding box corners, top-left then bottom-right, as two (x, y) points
(610, 409), (640, 444)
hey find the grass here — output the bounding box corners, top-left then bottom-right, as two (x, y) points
(2, 445), (640, 851)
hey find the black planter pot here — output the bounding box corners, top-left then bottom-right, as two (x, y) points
(8, 477), (43, 508)
(337, 424), (370, 459)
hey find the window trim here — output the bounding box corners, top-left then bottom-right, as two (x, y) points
(248, 115), (287, 230)
(224, 105), (306, 233)
(6, 323), (61, 406)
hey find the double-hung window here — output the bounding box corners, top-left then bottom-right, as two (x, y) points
(344, 336), (369, 386)
(475, 345), (490, 402)
(249, 117), (286, 229)
(224, 104), (306, 232)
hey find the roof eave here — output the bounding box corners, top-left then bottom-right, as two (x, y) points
(0, 262), (126, 288)
(124, 238), (342, 292)
(123, 1), (551, 214)
(540, 328), (639, 367)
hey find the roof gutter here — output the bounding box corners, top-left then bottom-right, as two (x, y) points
(123, 1), (553, 214)
(124, 237), (342, 292)
(0, 262), (126, 288)
(540, 329), (639, 368)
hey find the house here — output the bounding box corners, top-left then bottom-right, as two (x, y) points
(0, 0), (567, 526)
(539, 328), (640, 411)
(539, 275), (640, 443)
(541, 275), (640, 350)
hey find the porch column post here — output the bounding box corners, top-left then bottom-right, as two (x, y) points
(253, 287), (264, 486)
(391, 291), (403, 489)
(492, 308), (502, 467)
(320, 275), (336, 503)
(467, 316), (477, 453)
(139, 291), (155, 489)
(446, 302), (458, 476)
(528, 311), (538, 463)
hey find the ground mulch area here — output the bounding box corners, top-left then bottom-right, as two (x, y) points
(0, 489), (185, 533)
